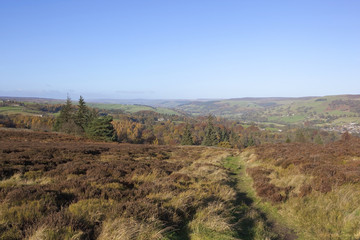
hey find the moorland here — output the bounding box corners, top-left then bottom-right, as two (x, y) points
(1, 95), (360, 239)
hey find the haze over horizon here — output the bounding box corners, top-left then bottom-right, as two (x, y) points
(1, 1), (360, 99)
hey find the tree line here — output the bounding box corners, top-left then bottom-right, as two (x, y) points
(1, 96), (343, 148)
(53, 96), (116, 141)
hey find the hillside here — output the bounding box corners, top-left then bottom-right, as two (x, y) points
(2, 95), (360, 134)
(0, 97), (181, 116)
(176, 95), (360, 132)
(239, 133), (360, 239)
(0, 129), (289, 240)
(2, 129), (360, 239)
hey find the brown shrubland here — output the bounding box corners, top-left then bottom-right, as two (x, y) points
(0, 129), (238, 239)
(243, 135), (360, 239)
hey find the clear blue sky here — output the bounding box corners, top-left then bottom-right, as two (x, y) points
(1, 1), (360, 99)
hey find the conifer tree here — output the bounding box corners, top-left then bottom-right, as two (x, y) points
(181, 123), (194, 145)
(218, 128), (230, 142)
(53, 96), (74, 131)
(202, 115), (218, 146)
(76, 96), (90, 129)
(86, 115), (116, 141)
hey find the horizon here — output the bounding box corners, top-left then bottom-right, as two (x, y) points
(1, 1), (360, 99)
(1, 93), (359, 102)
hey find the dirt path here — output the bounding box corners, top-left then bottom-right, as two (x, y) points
(224, 156), (297, 240)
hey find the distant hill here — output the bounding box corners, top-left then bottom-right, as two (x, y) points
(2, 95), (360, 129)
(0, 97), (182, 116)
(176, 95), (360, 128)
(0, 96), (64, 104)
(87, 99), (192, 108)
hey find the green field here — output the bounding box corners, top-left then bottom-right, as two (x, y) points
(0, 106), (43, 116)
(88, 103), (179, 115)
(176, 95), (360, 127)
(267, 115), (306, 124)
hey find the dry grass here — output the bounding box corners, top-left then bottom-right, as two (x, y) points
(68, 199), (114, 223)
(28, 226), (84, 240)
(0, 129), (240, 239)
(189, 202), (233, 234)
(280, 184), (360, 240)
(131, 169), (163, 183)
(98, 218), (169, 240)
(0, 172), (53, 188)
(242, 137), (360, 239)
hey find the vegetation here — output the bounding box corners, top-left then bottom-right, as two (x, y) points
(1, 98), (344, 149)
(3, 95), (360, 131)
(240, 133), (360, 239)
(53, 96), (115, 141)
(88, 103), (180, 115)
(2, 95), (360, 239)
(0, 129), (271, 240)
(181, 123), (194, 145)
(176, 95), (360, 128)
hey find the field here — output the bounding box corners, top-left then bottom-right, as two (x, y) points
(0, 128), (292, 240)
(88, 103), (180, 115)
(0, 106), (43, 116)
(176, 95), (360, 128)
(0, 100), (180, 117)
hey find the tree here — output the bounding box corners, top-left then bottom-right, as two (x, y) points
(218, 127), (230, 142)
(85, 115), (116, 141)
(181, 123), (194, 145)
(241, 134), (258, 148)
(53, 96), (116, 140)
(53, 96), (76, 132)
(202, 115), (218, 146)
(76, 96), (90, 129)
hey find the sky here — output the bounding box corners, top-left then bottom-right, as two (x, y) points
(1, 0), (360, 99)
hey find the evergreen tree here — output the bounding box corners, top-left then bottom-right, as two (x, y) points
(202, 115), (218, 146)
(53, 96), (74, 132)
(86, 115), (116, 141)
(76, 96), (90, 129)
(242, 135), (254, 148)
(218, 128), (230, 142)
(181, 123), (194, 145)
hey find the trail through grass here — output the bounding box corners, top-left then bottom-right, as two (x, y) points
(223, 156), (297, 240)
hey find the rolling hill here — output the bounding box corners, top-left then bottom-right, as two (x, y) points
(176, 95), (360, 129)
(2, 95), (360, 132)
